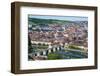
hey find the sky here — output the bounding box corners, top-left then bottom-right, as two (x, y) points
(28, 14), (88, 21)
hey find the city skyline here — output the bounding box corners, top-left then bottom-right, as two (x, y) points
(28, 15), (88, 60)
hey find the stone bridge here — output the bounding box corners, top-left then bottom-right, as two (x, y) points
(29, 45), (64, 58)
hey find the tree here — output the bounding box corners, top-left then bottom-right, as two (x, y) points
(28, 35), (33, 53)
(47, 53), (61, 60)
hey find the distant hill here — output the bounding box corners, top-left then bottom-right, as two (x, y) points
(28, 17), (88, 28)
(28, 18), (71, 26)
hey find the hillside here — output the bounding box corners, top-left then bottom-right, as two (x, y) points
(28, 18), (71, 26)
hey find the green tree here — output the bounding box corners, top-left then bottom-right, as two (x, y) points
(28, 35), (33, 53)
(68, 45), (83, 50)
(47, 53), (61, 60)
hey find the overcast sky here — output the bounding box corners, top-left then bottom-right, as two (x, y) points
(28, 14), (88, 21)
